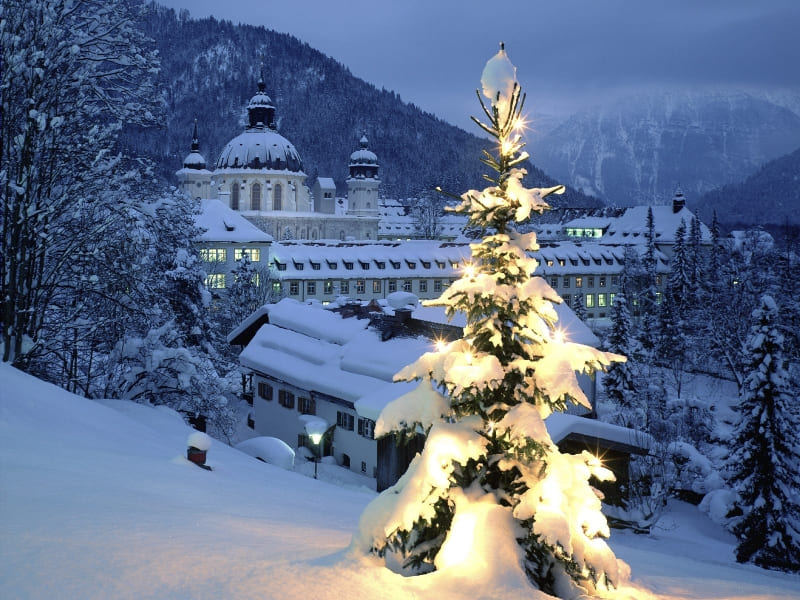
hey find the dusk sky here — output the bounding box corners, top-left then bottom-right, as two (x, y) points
(158, 0), (800, 129)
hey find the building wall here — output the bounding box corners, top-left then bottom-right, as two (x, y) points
(251, 373), (378, 478)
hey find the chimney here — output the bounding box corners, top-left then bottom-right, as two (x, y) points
(672, 187), (685, 213)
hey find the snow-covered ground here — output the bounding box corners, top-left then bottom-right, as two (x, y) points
(1, 362), (798, 599)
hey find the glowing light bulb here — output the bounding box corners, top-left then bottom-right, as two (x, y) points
(463, 263), (476, 279)
(464, 352), (473, 365)
(551, 328), (567, 344)
(435, 339), (447, 352)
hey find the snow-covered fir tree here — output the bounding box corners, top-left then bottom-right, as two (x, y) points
(356, 45), (627, 598)
(725, 295), (800, 572)
(603, 294), (641, 428)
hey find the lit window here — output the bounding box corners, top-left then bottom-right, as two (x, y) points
(598, 293), (607, 307)
(575, 277), (583, 288)
(200, 248), (226, 262)
(609, 293), (616, 306)
(324, 281), (334, 295)
(235, 248), (261, 262)
(372, 280), (381, 293)
(356, 280), (365, 294)
(586, 294), (595, 308)
(205, 273), (226, 289)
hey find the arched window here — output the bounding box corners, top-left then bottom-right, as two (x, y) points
(273, 183), (282, 211)
(231, 184), (239, 210)
(251, 183), (261, 211)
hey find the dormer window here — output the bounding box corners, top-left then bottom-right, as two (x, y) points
(311, 262), (321, 271)
(344, 261), (354, 270)
(293, 261), (304, 271)
(406, 261), (416, 269)
(359, 261), (370, 270)
(390, 260), (401, 269)
(375, 261), (386, 269)
(274, 260), (287, 271)
(327, 261), (338, 270)
(421, 260), (431, 269)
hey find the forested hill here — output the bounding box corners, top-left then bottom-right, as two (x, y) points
(125, 2), (599, 207)
(691, 146), (800, 229)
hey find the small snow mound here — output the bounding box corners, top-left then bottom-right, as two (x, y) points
(387, 291), (418, 309)
(187, 431), (212, 451)
(235, 437), (294, 470)
(481, 43), (517, 107)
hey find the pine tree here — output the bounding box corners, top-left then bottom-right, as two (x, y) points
(356, 45), (626, 598)
(638, 207), (659, 356)
(603, 294), (640, 427)
(726, 295), (800, 572)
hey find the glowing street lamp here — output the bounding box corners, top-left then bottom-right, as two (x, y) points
(309, 431), (322, 479)
(302, 417), (327, 480)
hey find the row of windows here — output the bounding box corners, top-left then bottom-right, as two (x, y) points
(283, 278), (449, 297)
(274, 259), (460, 272)
(199, 248), (262, 263)
(547, 274), (662, 289)
(562, 291), (664, 312)
(230, 182), (283, 211)
(258, 382), (316, 415)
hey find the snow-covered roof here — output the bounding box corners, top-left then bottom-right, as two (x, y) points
(316, 177), (336, 189)
(239, 299), (433, 406)
(600, 206), (711, 245)
(239, 294), (598, 422)
(195, 199), (274, 243)
(546, 412), (652, 454)
(270, 240), (471, 279)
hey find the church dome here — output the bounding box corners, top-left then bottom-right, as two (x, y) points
(349, 134), (378, 165)
(216, 129), (304, 172)
(215, 75), (304, 172)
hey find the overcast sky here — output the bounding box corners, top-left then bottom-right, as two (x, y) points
(158, 0), (800, 128)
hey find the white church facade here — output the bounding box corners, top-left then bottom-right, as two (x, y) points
(176, 75), (380, 243)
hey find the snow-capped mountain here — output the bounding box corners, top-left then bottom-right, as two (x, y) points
(527, 90), (800, 210)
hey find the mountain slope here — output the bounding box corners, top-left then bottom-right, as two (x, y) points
(527, 91), (800, 211)
(126, 3), (599, 208)
(691, 146), (800, 227)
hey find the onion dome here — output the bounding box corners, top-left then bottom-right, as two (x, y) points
(247, 72), (276, 129)
(215, 75), (304, 172)
(348, 134), (379, 179)
(183, 119), (206, 170)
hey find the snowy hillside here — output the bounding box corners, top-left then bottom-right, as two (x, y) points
(2, 362), (799, 599)
(527, 90), (800, 212)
